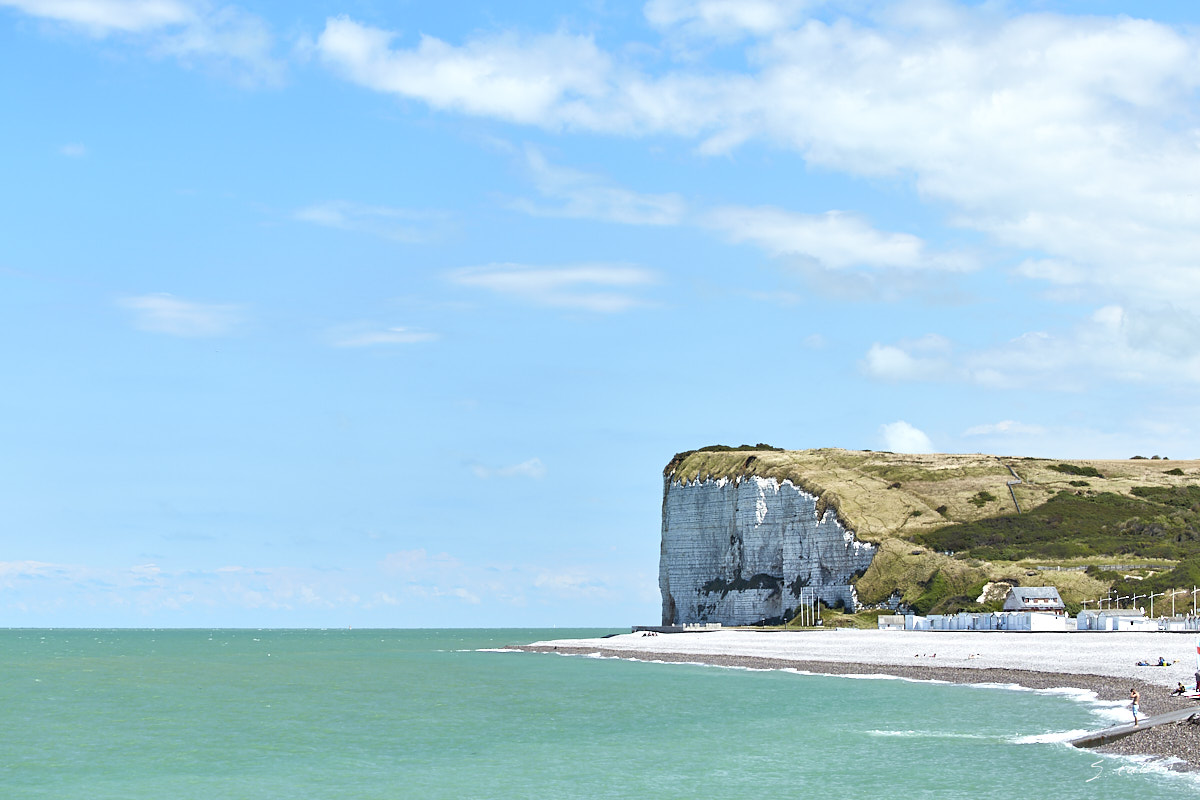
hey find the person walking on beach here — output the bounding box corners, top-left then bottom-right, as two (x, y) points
(1130, 687), (1141, 726)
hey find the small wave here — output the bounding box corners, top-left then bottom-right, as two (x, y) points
(1035, 686), (1100, 701)
(958, 681), (1139, 726)
(866, 729), (993, 740)
(842, 672), (950, 684)
(867, 729), (922, 738)
(964, 681), (1027, 692)
(1010, 729), (1092, 745)
(1089, 700), (1136, 725)
(475, 648), (520, 653)
(1105, 753), (1200, 787)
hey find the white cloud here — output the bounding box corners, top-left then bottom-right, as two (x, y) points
(864, 344), (941, 381)
(329, 325), (439, 348)
(118, 293), (243, 337)
(316, 16), (613, 127)
(59, 142), (87, 157)
(513, 146), (685, 225)
(0, 560), (76, 581)
(862, 334), (952, 381)
(295, 201), (449, 242)
(314, 7), (1200, 306)
(962, 304), (1200, 388)
(864, 303), (1200, 391)
(534, 570), (607, 597)
(380, 549), (461, 575)
(880, 420), (935, 454)
(471, 458), (546, 480)
(149, 5), (281, 85)
(707, 206), (974, 271)
(962, 420), (1047, 437)
(1013, 258), (1086, 286)
(645, 0), (813, 38)
(450, 587), (481, 604)
(0, 552), (638, 623)
(0, 0), (193, 33)
(450, 263), (658, 312)
(2, 0), (282, 84)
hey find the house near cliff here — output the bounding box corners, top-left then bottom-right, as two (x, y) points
(1002, 587), (1066, 615)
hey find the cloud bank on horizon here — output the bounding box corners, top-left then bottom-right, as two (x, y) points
(3, 0), (1200, 626)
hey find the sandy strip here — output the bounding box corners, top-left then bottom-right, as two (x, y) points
(517, 629), (1200, 771)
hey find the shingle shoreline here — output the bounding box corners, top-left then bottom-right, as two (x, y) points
(516, 644), (1200, 771)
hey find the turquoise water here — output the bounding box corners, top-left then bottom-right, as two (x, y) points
(2, 628), (1196, 798)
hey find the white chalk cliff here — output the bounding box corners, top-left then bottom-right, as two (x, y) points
(660, 476), (877, 625)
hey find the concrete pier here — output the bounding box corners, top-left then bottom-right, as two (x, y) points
(1069, 707), (1200, 748)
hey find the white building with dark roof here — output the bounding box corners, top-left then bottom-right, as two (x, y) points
(1002, 587), (1066, 615)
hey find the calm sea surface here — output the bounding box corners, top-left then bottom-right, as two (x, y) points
(2, 628), (1197, 798)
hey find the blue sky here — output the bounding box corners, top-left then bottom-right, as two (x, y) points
(4, 0), (1200, 627)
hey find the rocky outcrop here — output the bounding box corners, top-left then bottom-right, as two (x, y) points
(660, 475), (877, 625)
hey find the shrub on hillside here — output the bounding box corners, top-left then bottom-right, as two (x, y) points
(915, 489), (1200, 562)
(1049, 463), (1104, 478)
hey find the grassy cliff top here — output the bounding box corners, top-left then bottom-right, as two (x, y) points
(665, 446), (1200, 544)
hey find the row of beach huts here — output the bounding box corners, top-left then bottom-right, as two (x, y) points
(878, 586), (1200, 632)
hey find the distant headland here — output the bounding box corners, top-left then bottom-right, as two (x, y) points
(659, 445), (1200, 627)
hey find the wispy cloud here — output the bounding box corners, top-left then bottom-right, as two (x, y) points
(316, 16), (612, 127)
(314, 7), (1200, 308)
(118, 293), (243, 337)
(450, 263), (658, 312)
(295, 201), (449, 243)
(380, 549), (462, 575)
(0, 553), (642, 623)
(863, 304), (1200, 391)
(1, 0), (283, 85)
(0, 560), (79, 582)
(328, 324), (439, 347)
(59, 142), (87, 157)
(471, 458), (546, 480)
(963, 420), (1047, 437)
(644, 0), (813, 39)
(512, 146), (685, 225)
(862, 334), (953, 382)
(1, 0), (193, 33)
(706, 206), (974, 272)
(533, 570), (608, 598)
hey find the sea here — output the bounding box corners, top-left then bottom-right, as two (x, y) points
(3, 628), (1198, 798)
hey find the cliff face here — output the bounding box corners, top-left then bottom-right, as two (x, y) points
(659, 475), (877, 625)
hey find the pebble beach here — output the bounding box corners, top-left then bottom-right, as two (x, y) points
(521, 628), (1200, 770)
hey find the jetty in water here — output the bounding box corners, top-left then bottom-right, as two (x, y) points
(1070, 707), (1200, 748)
